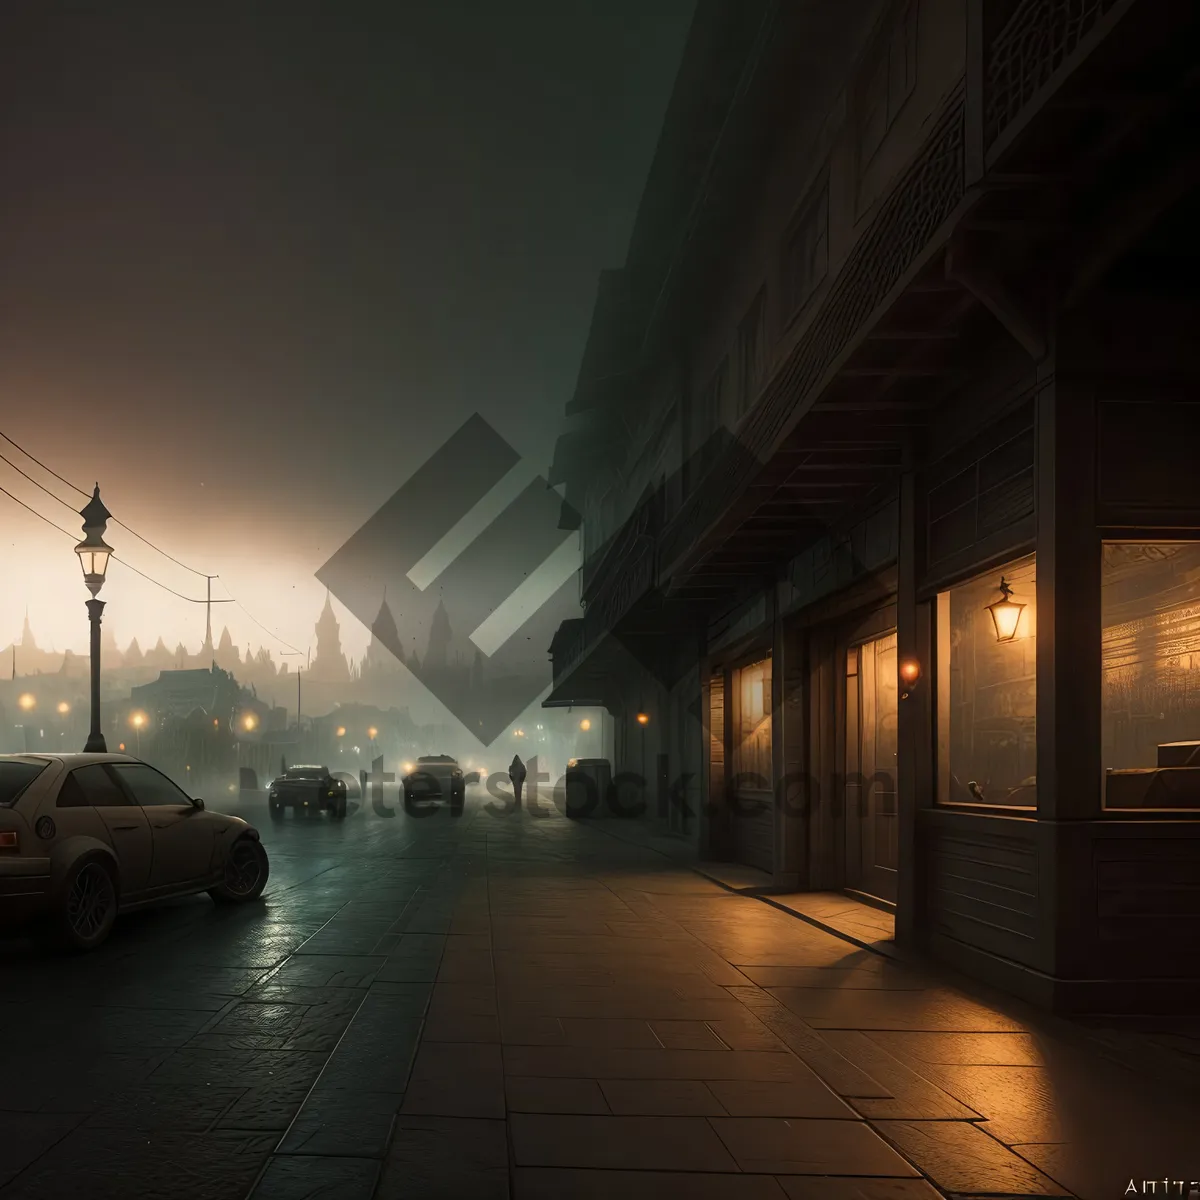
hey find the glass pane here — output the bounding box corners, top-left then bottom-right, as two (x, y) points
(111, 763), (192, 807)
(937, 555), (1037, 806)
(733, 657), (772, 789)
(70, 764), (133, 807)
(0, 760), (46, 807)
(1102, 542), (1200, 810)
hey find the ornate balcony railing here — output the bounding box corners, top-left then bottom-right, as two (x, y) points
(984, 0), (1124, 149)
(658, 90), (967, 578)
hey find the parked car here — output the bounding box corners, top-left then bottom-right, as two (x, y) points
(403, 755), (477, 816)
(267, 765), (348, 820)
(0, 752), (269, 951)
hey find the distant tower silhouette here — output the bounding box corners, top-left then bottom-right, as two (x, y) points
(310, 592), (350, 681)
(20, 609), (36, 649)
(426, 596), (453, 671)
(365, 588), (404, 674)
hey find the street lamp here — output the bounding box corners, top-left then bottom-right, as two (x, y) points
(130, 710), (147, 756)
(74, 486), (113, 753)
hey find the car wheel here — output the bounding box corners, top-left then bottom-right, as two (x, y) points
(57, 856), (118, 952)
(269, 800), (285, 821)
(333, 796), (347, 819)
(209, 837), (270, 903)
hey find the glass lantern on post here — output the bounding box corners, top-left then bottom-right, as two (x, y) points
(74, 486), (113, 752)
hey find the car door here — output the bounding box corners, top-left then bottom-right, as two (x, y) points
(56, 764), (153, 894)
(108, 762), (215, 890)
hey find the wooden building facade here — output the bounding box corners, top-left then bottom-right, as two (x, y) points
(546, 0), (1200, 1012)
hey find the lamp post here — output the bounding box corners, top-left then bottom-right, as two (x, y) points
(74, 486), (113, 752)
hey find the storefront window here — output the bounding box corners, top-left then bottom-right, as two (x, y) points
(936, 554), (1037, 807)
(1102, 542), (1200, 810)
(733, 657), (772, 788)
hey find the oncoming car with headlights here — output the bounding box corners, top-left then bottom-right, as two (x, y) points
(267, 765), (348, 820)
(402, 755), (478, 816)
(0, 752), (269, 951)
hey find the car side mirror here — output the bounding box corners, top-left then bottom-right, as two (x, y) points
(465, 771), (480, 785)
(192, 797), (205, 811)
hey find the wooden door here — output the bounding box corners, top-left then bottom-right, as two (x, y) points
(845, 632), (899, 902)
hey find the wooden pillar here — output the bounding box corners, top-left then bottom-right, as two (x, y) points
(1035, 365), (1102, 985)
(1035, 367), (1102, 822)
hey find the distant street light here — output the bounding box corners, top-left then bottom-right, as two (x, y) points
(18, 693), (36, 712)
(242, 713), (258, 732)
(579, 718), (591, 731)
(368, 726), (378, 740)
(74, 485), (113, 753)
(130, 710), (147, 756)
(57, 701), (70, 715)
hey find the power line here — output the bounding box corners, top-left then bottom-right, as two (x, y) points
(0, 428), (210, 578)
(0, 431), (302, 654)
(0, 482), (210, 602)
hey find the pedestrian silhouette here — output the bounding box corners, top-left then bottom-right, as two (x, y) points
(509, 754), (527, 807)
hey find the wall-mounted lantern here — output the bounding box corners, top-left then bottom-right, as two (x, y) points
(899, 658), (921, 701)
(986, 577), (1026, 643)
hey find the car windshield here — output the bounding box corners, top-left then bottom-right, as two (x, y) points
(0, 758), (49, 807)
(418, 756), (454, 763)
(285, 768), (325, 780)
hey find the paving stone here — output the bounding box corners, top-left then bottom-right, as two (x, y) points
(704, 1078), (858, 1118)
(709, 1117), (919, 1175)
(505, 1076), (610, 1113)
(767, 987), (1026, 1033)
(872, 1119), (1071, 1194)
(599, 1079), (726, 1115)
(376, 1116), (508, 1199)
(83, 1083), (246, 1132)
(268, 954), (387, 988)
(1, 1126), (276, 1200)
(0, 1113), (82, 1187)
(513, 1169), (790, 1199)
(252, 1153), (381, 1199)
(774, 1180), (943, 1200)
(276, 1087), (403, 1157)
(818, 1031), (982, 1120)
(422, 1011), (501, 1042)
(510, 1112), (738, 1171)
(503, 1045), (817, 1082)
(739, 964), (923, 990)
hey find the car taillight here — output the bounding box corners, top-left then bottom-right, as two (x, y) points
(0, 831), (18, 850)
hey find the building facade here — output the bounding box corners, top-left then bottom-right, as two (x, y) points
(546, 0), (1200, 1013)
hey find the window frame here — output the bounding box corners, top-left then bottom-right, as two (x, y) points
(57, 763), (136, 809)
(109, 761), (196, 808)
(934, 552), (1038, 812)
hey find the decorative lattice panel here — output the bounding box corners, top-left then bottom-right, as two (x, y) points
(659, 92), (966, 575)
(984, 0), (1123, 147)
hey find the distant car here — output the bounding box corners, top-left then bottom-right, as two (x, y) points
(0, 752), (269, 952)
(267, 766), (347, 820)
(403, 755), (474, 816)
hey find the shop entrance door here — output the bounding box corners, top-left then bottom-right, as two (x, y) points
(845, 631), (899, 903)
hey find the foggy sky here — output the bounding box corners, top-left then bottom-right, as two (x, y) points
(0, 1), (695, 660)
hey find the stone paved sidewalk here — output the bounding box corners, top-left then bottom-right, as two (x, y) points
(3, 799), (1197, 1199)
(255, 809), (1198, 1199)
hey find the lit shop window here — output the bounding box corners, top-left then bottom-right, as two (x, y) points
(733, 657), (773, 789)
(1102, 542), (1200, 810)
(936, 555), (1037, 807)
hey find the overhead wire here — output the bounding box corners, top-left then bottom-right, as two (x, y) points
(0, 431), (305, 653)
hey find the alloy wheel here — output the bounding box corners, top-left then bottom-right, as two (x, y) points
(66, 863), (115, 941)
(224, 841), (263, 896)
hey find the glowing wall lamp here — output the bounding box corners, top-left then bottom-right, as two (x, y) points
(899, 658), (921, 701)
(579, 718), (591, 731)
(986, 577), (1026, 643)
(636, 712), (650, 726)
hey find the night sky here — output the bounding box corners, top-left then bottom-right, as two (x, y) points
(0, 1), (694, 660)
